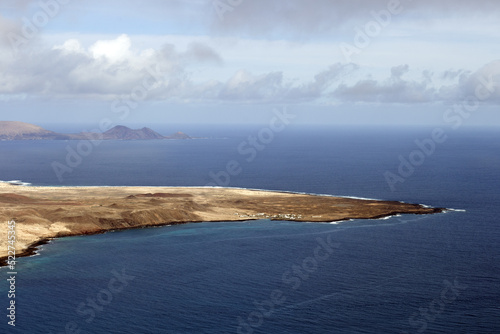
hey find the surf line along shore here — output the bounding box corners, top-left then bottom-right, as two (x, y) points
(0, 183), (445, 265)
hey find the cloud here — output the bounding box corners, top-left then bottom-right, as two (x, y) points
(0, 31), (354, 103)
(333, 65), (437, 103)
(200, 63), (357, 103)
(0, 14), (22, 48)
(457, 60), (500, 102)
(1, 32), (498, 106)
(332, 61), (500, 104)
(209, 0), (500, 38)
(285, 63), (358, 101)
(0, 0), (36, 10)
(182, 42), (223, 64)
(217, 70), (285, 101)
(0, 34), (222, 99)
(2, 1), (499, 47)
(391, 64), (409, 79)
(441, 69), (468, 81)
(89, 34), (132, 62)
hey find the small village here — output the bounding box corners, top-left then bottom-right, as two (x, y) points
(234, 212), (304, 220)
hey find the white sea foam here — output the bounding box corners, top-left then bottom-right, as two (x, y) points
(29, 251), (41, 257)
(0, 180), (32, 186)
(445, 208), (467, 212)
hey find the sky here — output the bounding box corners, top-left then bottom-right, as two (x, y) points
(0, 0), (499, 127)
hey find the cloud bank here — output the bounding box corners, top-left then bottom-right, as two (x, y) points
(1, 34), (498, 105)
(209, 0), (500, 38)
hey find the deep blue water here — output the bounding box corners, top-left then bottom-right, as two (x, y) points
(0, 126), (499, 333)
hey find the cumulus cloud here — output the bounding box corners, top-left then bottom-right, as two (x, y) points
(0, 34), (222, 99)
(333, 65), (437, 103)
(456, 60), (500, 102)
(334, 78), (435, 103)
(1, 32), (498, 105)
(179, 62), (360, 103)
(89, 34), (132, 62)
(285, 63), (358, 101)
(188, 63), (357, 103)
(332, 62), (500, 104)
(0, 31), (355, 103)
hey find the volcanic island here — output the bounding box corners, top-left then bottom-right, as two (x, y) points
(0, 183), (445, 265)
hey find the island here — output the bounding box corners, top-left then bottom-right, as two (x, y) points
(0, 121), (190, 140)
(0, 183), (445, 265)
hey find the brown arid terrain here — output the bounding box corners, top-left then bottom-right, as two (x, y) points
(0, 121), (67, 140)
(0, 183), (445, 265)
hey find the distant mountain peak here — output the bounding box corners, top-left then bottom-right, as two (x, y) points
(103, 126), (165, 140)
(112, 125), (130, 130)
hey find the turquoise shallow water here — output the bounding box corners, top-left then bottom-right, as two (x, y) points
(0, 126), (499, 333)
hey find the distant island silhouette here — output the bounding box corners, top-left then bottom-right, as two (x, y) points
(0, 121), (190, 140)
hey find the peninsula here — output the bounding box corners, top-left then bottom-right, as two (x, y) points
(0, 183), (445, 265)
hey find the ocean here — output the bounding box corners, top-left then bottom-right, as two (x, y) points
(0, 125), (499, 333)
